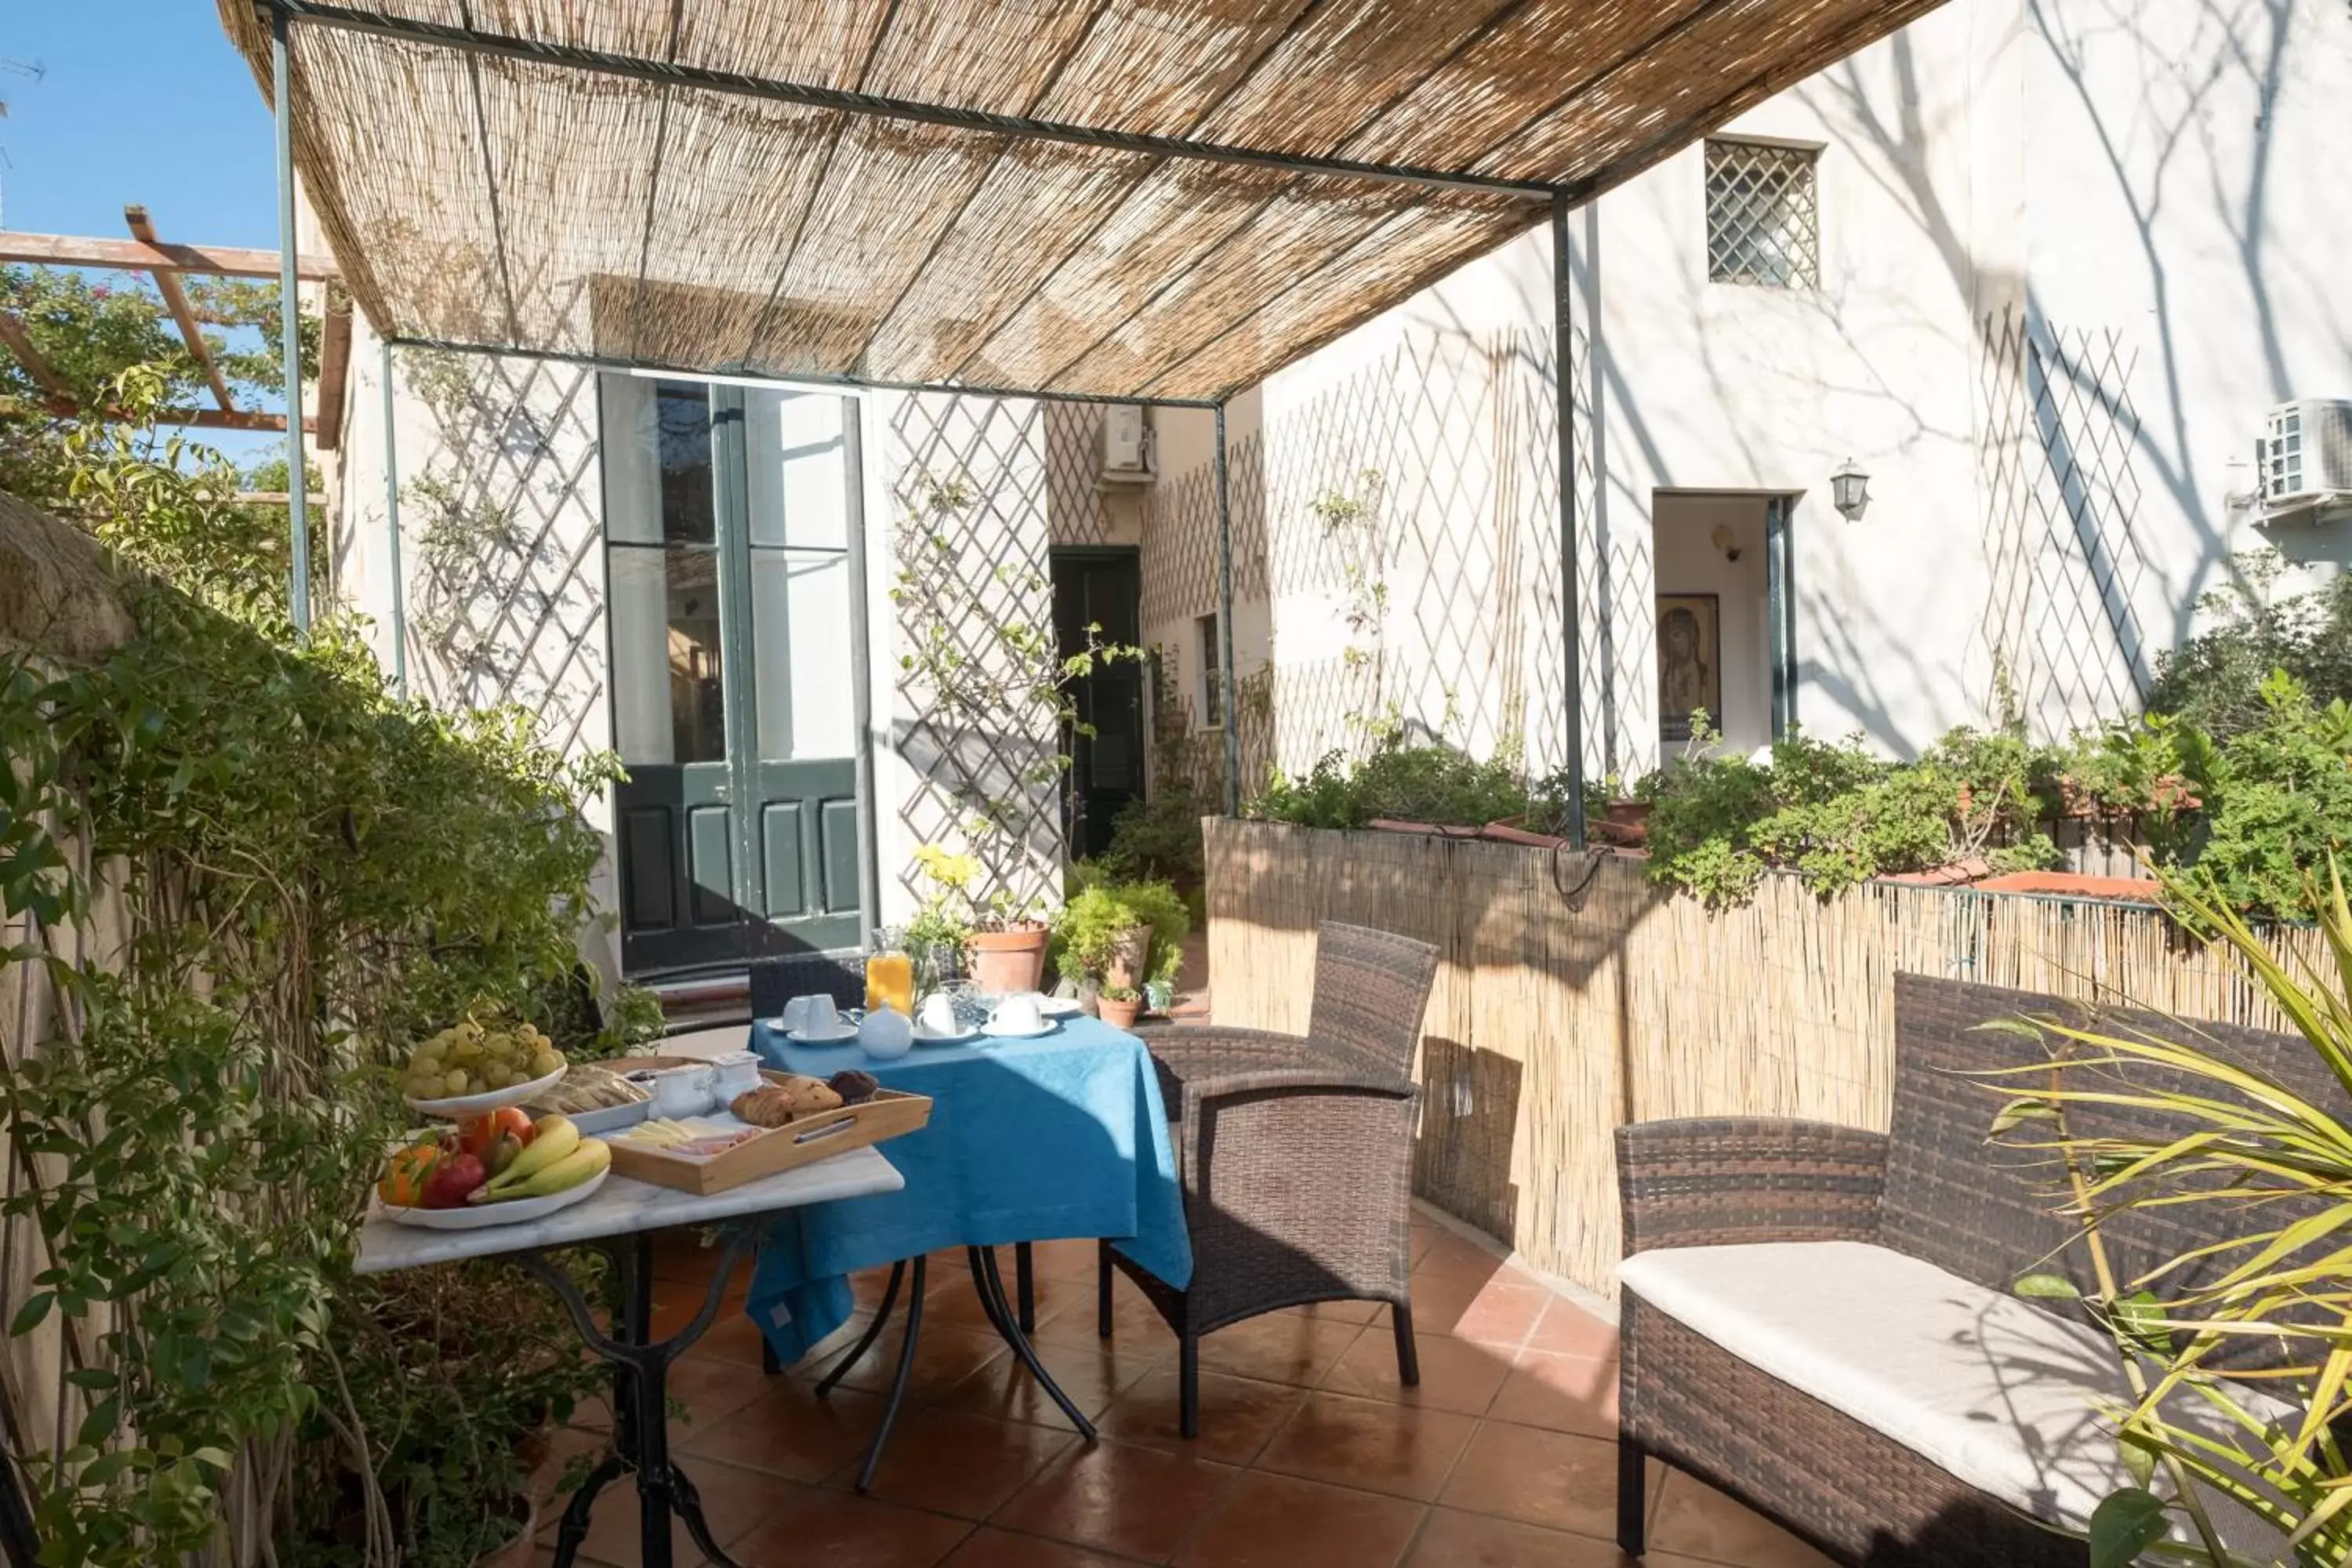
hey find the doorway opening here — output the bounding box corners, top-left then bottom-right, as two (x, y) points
(1050, 546), (1145, 862)
(1650, 490), (1799, 758)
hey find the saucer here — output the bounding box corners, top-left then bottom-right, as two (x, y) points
(980, 1017), (1058, 1040)
(786, 1023), (861, 1045)
(910, 1024), (981, 1047)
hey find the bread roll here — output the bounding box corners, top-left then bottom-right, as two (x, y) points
(731, 1076), (843, 1126)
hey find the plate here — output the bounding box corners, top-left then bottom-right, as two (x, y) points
(786, 1024), (861, 1046)
(910, 1024), (980, 1047)
(379, 1165), (609, 1229)
(405, 1064), (568, 1121)
(980, 1018), (1060, 1040)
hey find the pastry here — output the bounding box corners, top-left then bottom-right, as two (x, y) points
(827, 1069), (880, 1105)
(731, 1076), (842, 1127)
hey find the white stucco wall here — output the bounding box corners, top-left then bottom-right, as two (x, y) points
(1146, 0), (2351, 780)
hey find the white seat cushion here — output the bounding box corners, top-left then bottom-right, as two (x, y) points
(1620, 1240), (2288, 1546)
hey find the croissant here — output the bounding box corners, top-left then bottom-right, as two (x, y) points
(731, 1077), (842, 1127)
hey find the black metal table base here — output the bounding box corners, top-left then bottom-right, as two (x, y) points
(799, 1240), (1095, 1490)
(517, 1225), (757, 1568)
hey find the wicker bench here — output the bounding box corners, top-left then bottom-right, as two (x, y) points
(1615, 972), (2309, 1567)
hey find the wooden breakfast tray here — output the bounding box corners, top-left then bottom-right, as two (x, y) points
(604, 1077), (932, 1196)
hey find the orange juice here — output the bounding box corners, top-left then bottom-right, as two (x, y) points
(864, 950), (915, 1015)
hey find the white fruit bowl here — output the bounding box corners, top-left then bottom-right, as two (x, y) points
(378, 1164), (609, 1230)
(405, 1064), (568, 1121)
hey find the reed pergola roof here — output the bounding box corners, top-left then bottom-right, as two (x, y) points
(222, 0), (1938, 402)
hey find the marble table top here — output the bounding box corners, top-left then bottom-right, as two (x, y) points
(354, 1145), (905, 1275)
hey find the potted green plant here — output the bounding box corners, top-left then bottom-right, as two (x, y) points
(1097, 985), (1143, 1030)
(1051, 874), (1190, 1011)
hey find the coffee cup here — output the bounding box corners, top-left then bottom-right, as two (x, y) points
(787, 995), (840, 1036)
(990, 994), (1045, 1036)
(917, 993), (960, 1036)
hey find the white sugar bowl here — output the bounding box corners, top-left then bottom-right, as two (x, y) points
(858, 1007), (914, 1061)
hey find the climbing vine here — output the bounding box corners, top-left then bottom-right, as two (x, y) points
(1, 386), (650, 1563)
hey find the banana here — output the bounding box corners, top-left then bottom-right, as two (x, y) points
(479, 1137), (609, 1201)
(480, 1115), (579, 1195)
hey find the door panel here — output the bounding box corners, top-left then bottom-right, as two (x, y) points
(1051, 549), (1145, 860)
(607, 376), (869, 975)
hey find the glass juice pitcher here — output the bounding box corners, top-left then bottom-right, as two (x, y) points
(864, 946), (915, 1016)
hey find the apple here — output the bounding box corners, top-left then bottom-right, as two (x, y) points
(419, 1152), (488, 1209)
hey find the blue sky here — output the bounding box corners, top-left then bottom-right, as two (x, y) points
(8, 3), (287, 461)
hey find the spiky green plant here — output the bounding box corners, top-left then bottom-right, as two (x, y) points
(1985, 864), (2352, 1566)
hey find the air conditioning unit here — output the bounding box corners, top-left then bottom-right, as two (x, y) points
(2258, 399), (2352, 519)
(1098, 403), (1156, 486)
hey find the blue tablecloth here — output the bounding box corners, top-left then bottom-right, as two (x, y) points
(742, 1014), (1192, 1365)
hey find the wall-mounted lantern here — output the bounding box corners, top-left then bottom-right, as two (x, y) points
(1831, 458), (1871, 523)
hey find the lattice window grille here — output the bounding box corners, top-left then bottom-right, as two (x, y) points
(1705, 140), (1819, 289)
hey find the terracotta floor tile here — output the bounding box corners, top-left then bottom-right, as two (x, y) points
(1321, 1329), (1512, 1417)
(924, 1265), (1081, 1335)
(1410, 1276), (1550, 1348)
(1174, 1469), (1425, 1568)
(1485, 1349), (1617, 1439)
(1647, 1470), (1837, 1568)
(811, 1321), (1014, 1403)
(1033, 1284), (1176, 1353)
(1410, 1225), (1441, 1266)
(1278, 1297), (1388, 1326)
(542, 1454), (797, 1566)
(1022, 1237), (1112, 1283)
(681, 1308), (778, 1370)
(938, 1526), (1142, 1568)
(1522, 1299), (1620, 1360)
(1254, 1391), (1478, 1502)
(728, 1485), (975, 1568)
(1410, 1230), (1515, 1284)
(993, 1439), (1241, 1561)
(1196, 1313), (1366, 1388)
(669, 1353), (782, 1432)
(677, 1378), (887, 1483)
(844, 1406), (1075, 1519)
(1436, 1423), (1630, 1537)
(1401, 1507), (1633, 1566)
(1098, 1364), (1307, 1466)
(940, 1337), (1164, 1431)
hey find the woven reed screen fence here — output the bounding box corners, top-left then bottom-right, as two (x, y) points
(1204, 818), (2324, 1298)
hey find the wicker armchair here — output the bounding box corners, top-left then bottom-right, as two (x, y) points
(1102, 921), (1439, 1437)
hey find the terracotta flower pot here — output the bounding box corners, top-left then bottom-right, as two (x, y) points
(1098, 994), (1142, 1030)
(967, 924), (1049, 994)
(1103, 925), (1152, 993)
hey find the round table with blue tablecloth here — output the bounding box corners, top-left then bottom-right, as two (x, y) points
(742, 1013), (1192, 1371)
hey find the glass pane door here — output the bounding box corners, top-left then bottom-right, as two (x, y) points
(604, 376), (866, 975)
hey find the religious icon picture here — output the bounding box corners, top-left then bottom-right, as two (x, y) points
(1657, 593), (1721, 745)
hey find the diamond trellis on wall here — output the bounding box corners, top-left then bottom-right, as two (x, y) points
(1704, 139), (1820, 290)
(1974, 306), (2150, 737)
(884, 390), (1067, 916)
(1137, 312), (1621, 795)
(397, 327), (609, 764)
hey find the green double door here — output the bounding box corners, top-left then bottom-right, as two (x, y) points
(602, 376), (868, 975)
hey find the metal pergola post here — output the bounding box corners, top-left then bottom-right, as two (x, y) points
(381, 338), (405, 695)
(1214, 401), (1240, 817)
(1552, 191), (1588, 851)
(273, 3), (312, 633)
